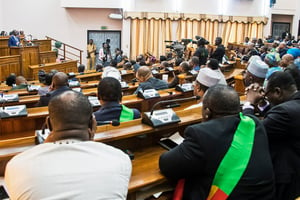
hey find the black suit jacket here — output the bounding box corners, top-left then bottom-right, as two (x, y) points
(210, 45), (225, 63)
(261, 92), (300, 200)
(159, 114), (275, 200)
(37, 86), (71, 107)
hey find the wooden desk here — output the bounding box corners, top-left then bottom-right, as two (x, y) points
(29, 60), (77, 80)
(31, 40), (52, 52)
(0, 106), (203, 199)
(0, 88), (193, 137)
(0, 56), (21, 81)
(76, 70), (136, 83)
(39, 51), (57, 64)
(10, 46), (40, 79)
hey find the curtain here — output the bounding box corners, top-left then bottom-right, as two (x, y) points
(130, 18), (171, 60)
(127, 12), (267, 59)
(176, 19), (219, 45)
(222, 22), (264, 46)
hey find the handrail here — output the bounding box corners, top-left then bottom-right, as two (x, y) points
(45, 36), (83, 64)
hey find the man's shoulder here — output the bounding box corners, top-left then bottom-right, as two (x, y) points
(267, 94), (300, 116)
(187, 115), (240, 135)
(8, 142), (129, 165)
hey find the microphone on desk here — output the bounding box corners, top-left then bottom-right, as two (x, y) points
(149, 95), (200, 116)
(97, 120), (120, 126)
(142, 96), (200, 127)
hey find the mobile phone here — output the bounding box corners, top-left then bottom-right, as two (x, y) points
(158, 138), (178, 150)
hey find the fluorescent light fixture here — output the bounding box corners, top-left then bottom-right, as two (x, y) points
(108, 13), (123, 19)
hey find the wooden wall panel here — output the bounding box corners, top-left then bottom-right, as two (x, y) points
(0, 56), (21, 81)
(31, 40), (52, 52)
(40, 51), (57, 64)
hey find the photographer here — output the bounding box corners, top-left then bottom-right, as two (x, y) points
(193, 37), (209, 66)
(99, 39), (111, 67)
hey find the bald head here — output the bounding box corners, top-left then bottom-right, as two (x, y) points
(203, 85), (240, 118)
(136, 66), (153, 82)
(280, 54), (294, 68)
(51, 72), (68, 89)
(48, 91), (93, 133)
(15, 76), (27, 85)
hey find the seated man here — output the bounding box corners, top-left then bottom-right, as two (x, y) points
(189, 56), (200, 71)
(206, 58), (227, 85)
(184, 67), (221, 110)
(37, 72), (71, 107)
(38, 71), (56, 96)
(78, 64), (85, 73)
(11, 76), (27, 90)
(102, 65), (122, 82)
(168, 61), (191, 88)
(134, 66), (168, 94)
(243, 71), (300, 200)
(159, 85), (275, 200)
(5, 74), (16, 87)
(5, 91), (132, 199)
(94, 77), (140, 122)
(244, 57), (269, 87)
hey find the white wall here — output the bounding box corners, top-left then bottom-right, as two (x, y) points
(3, 0), (297, 60)
(268, 0), (300, 37)
(1, 0), (122, 64)
(0, 0), (3, 31)
(61, 0), (267, 16)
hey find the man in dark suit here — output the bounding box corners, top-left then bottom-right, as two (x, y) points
(37, 72), (71, 107)
(243, 71), (300, 200)
(159, 85), (275, 200)
(210, 37), (225, 63)
(134, 66), (168, 94)
(94, 77), (140, 123)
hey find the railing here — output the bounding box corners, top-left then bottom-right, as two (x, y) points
(45, 36), (83, 64)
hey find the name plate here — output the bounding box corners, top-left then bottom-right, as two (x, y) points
(143, 108), (181, 127)
(151, 69), (159, 75)
(138, 89), (160, 99)
(0, 94), (19, 103)
(88, 96), (101, 107)
(27, 85), (40, 92)
(175, 83), (194, 92)
(0, 105), (27, 118)
(68, 80), (80, 87)
(120, 70), (127, 75)
(188, 69), (198, 76)
(120, 81), (129, 88)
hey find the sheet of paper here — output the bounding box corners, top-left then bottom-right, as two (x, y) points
(168, 132), (184, 145)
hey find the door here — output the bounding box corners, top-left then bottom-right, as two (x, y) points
(87, 30), (121, 65)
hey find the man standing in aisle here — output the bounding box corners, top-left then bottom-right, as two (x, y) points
(87, 39), (97, 70)
(210, 37), (225, 63)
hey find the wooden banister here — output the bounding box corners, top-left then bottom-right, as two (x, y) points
(45, 36), (83, 64)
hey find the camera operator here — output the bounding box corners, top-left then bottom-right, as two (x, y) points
(193, 37), (209, 66)
(99, 39), (111, 67)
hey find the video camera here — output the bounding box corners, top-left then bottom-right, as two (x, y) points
(165, 40), (185, 58)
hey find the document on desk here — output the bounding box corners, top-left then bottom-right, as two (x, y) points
(159, 132), (184, 150)
(168, 132), (184, 145)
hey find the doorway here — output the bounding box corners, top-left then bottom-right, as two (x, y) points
(87, 30), (121, 64)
